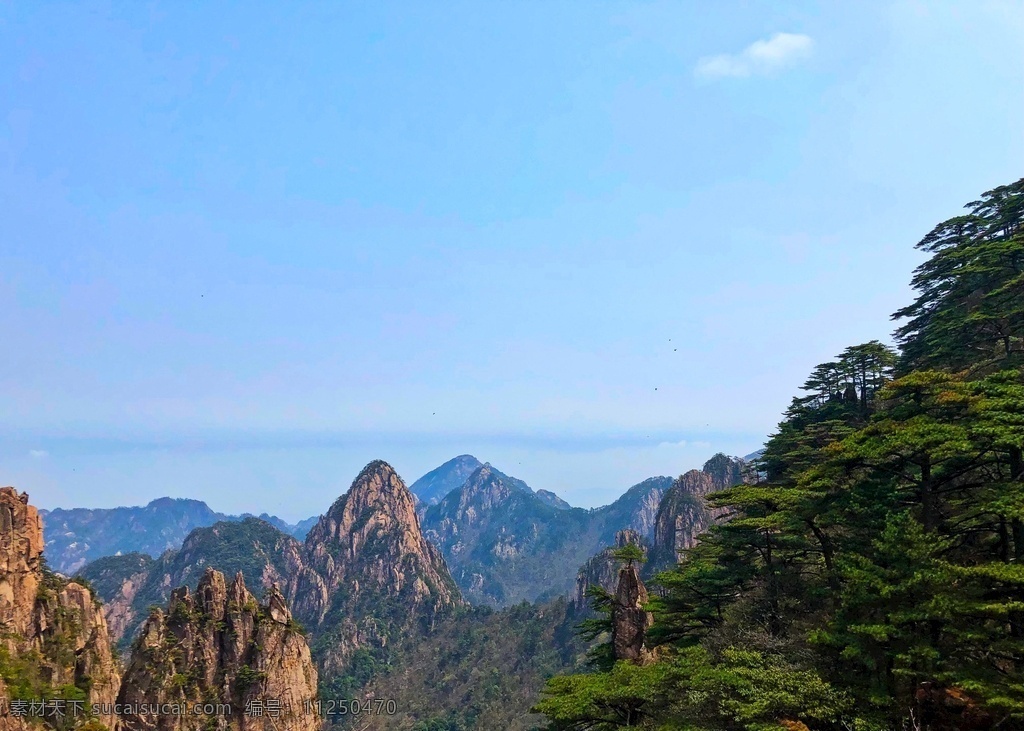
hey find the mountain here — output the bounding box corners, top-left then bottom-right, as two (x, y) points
(410, 454), (484, 505)
(81, 517), (305, 646)
(289, 460), (462, 686)
(420, 466), (682, 607)
(40, 499), (310, 573)
(592, 475), (675, 540)
(650, 454), (745, 569)
(422, 464), (607, 606)
(116, 568), (319, 731)
(240, 511), (317, 539)
(290, 515), (319, 540)
(0, 486), (121, 727)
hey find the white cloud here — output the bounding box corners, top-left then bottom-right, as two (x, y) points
(28, 449), (48, 459)
(695, 33), (814, 79)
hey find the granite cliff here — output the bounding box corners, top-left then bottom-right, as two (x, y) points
(290, 460), (462, 683)
(651, 453), (746, 568)
(0, 486), (120, 728)
(116, 568), (319, 731)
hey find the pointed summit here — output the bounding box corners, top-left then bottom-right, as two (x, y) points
(292, 460), (462, 675)
(304, 460), (424, 557)
(118, 568), (319, 731)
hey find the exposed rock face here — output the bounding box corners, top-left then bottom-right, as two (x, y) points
(291, 461), (462, 675)
(702, 453), (746, 491)
(611, 564), (654, 665)
(602, 476), (674, 540)
(653, 470), (717, 560)
(572, 530), (647, 611)
(652, 454), (745, 566)
(0, 488), (44, 638)
(117, 568), (319, 731)
(77, 552), (155, 645)
(0, 487), (121, 725)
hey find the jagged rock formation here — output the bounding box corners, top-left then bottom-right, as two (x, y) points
(41, 500), (307, 574)
(651, 454), (746, 567)
(0, 487), (121, 726)
(611, 562), (654, 665)
(116, 568), (319, 731)
(572, 530), (647, 611)
(290, 460), (462, 677)
(410, 454), (484, 506)
(702, 452), (746, 492)
(82, 518), (306, 647)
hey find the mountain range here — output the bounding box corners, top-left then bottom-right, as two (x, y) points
(40, 498), (317, 574)
(4, 449), (750, 730)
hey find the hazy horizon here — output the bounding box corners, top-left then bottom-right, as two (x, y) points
(3, 1), (1023, 519)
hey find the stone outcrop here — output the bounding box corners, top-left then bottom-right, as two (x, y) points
(652, 454), (746, 566)
(572, 530), (647, 611)
(290, 461), (462, 675)
(0, 486), (121, 726)
(611, 562), (654, 665)
(117, 568), (319, 731)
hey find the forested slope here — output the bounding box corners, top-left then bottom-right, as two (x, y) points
(537, 179), (1024, 730)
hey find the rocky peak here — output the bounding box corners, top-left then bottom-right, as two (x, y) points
(534, 489), (571, 510)
(611, 562), (654, 665)
(300, 461), (456, 600)
(572, 530), (648, 610)
(651, 460), (733, 565)
(117, 567), (319, 731)
(292, 460), (461, 675)
(441, 464), (521, 517)
(0, 487), (121, 725)
(702, 453), (746, 490)
(0, 487), (44, 638)
(309, 461), (417, 544)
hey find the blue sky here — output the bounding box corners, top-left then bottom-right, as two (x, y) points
(2, 1), (1022, 520)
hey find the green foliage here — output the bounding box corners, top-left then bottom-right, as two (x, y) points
(235, 664), (268, 693)
(538, 177), (1024, 731)
(610, 544), (646, 567)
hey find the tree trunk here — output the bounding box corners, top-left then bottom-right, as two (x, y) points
(920, 455), (934, 532)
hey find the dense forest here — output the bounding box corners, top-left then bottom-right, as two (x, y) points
(537, 178), (1024, 730)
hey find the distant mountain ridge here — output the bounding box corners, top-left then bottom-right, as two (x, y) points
(41, 498), (316, 573)
(410, 454), (484, 505)
(420, 464), (677, 606)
